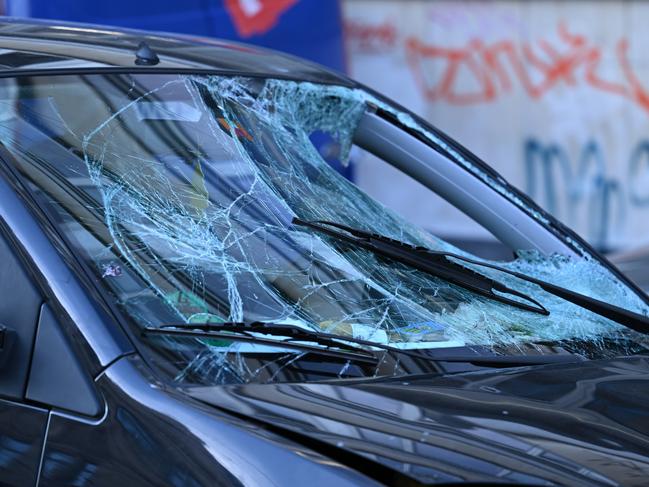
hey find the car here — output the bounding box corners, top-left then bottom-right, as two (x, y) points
(0, 17), (649, 487)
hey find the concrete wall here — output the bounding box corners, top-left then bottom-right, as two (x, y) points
(343, 0), (649, 251)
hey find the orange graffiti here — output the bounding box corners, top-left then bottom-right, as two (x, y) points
(344, 19), (397, 53)
(406, 23), (649, 113)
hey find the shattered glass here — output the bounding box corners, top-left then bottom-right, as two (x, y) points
(1, 73), (648, 385)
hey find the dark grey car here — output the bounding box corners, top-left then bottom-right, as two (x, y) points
(1, 18), (649, 486)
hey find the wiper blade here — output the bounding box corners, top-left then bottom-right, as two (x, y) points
(145, 321), (442, 364)
(143, 323), (379, 365)
(144, 323), (584, 370)
(293, 218), (649, 335)
(293, 218), (548, 315)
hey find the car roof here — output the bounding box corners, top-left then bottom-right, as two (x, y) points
(0, 17), (354, 85)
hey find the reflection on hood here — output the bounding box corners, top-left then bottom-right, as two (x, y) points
(189, 356), (649, 486)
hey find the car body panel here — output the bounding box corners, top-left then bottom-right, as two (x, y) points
(38, 354), (377, 486)
(0, 399), (48, 486)
(188, 356), (649, 485)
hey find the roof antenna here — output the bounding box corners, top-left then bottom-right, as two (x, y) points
(134, 41), (160, 66)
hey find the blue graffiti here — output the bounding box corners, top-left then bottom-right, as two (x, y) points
(629, 141), (649, 207)
(523, 138), (647, 250)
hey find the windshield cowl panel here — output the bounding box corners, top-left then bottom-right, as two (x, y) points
(2, 72), (649, 385)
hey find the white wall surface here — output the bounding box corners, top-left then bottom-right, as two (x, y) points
(343, 0), (649, 250)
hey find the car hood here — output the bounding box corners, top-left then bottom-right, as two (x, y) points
(186, 355), (649, 486)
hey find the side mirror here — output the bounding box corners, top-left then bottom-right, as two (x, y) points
(0, 325), (15, 369)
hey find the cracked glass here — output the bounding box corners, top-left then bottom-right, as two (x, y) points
(2, 73), (648, 385)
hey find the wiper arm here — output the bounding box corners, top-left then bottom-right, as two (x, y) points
(293, 218), (649, 335)
(143, 323), (379, 365)
(293, 218), (548, 315)
(144, 322), (585, 370)
(144, 321), (444, 364)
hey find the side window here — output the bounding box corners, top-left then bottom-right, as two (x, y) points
(0, 228), (43, 400)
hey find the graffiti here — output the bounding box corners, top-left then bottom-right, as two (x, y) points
(344, 19), (397, 53)
(343, 3), (649, 248)
(525, 138), (649, 248)
(628, 142), (649, 207)
(405, 23), (649, 114)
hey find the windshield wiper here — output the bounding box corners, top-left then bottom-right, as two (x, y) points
(293, 218), (548, 315)
(143, 321), (445, 364)
(293, 218), (649, 335)
(144, 322), (582, 369)
(143, 323), (380, 365)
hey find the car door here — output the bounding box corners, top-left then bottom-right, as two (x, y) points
(0, 226), (49, 486)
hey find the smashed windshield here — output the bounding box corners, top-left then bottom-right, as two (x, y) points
(1, 73), (648, 384)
